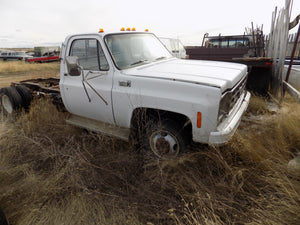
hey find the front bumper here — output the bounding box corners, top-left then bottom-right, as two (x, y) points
(208, 91), (251, 145)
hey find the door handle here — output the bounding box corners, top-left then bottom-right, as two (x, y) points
(119, 80), (131, 87)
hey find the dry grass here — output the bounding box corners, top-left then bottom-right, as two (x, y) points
(0, 60), (60, 73)
(0, 96), (299, 225)
(0, 61), (59, 88)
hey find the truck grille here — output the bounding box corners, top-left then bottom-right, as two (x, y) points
(218, 74), (247, 123)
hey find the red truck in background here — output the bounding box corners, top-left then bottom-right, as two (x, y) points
(26, 46), (60, 63)
(26, 51), (60, 63)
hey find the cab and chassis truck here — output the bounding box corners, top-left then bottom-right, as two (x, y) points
(0, 30), (251, 158)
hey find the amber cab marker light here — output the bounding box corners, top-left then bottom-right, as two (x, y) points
(99, 28), (104, 33)
(197, 112), (202, 128)
(145, 29), (149, 32)
(132, 27), (136, 31)
(126, 27), (131, 31)
(120, 27), (125, 31)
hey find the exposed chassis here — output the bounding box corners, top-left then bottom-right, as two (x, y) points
(10, 78), (64, 110)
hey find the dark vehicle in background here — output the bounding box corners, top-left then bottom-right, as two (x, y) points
(187, 33), (264, 60)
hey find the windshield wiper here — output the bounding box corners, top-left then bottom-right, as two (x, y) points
(130, 60), (149, 66)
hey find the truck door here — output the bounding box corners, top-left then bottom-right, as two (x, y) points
(61, 36), (115, 124)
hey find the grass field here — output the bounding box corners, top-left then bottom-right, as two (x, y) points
(0, 61), (299, 225)
(0, 60), (59, 88)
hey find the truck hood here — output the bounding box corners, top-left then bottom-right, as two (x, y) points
(123, 59), (247, 92)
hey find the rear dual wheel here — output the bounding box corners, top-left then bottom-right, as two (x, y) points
(15, 85), (32, 109)
(0, 85), (32, 115)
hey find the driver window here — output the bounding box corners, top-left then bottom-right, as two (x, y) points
(70, 39), (109, 71)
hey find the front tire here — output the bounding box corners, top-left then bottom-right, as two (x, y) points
(143, 119), (187, 159)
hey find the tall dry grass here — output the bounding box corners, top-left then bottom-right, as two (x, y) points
(0, 60), (60, 73)
(0, 96), (299, 225)
(0, 61), (60, 88)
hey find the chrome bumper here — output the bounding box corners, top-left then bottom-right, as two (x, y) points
(208, 91), (251, 145)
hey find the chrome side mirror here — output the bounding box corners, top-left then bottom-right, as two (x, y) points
(66, 56), (82, 76)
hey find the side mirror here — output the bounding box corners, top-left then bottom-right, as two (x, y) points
(66, 56), (82, 76)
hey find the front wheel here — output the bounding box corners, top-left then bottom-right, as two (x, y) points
(143, 120), (187, 159)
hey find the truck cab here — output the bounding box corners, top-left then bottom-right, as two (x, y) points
(58, 29), (250, 158)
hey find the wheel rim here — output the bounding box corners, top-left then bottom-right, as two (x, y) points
(2, 95), (13, 114)
(150, 130), (179, 158)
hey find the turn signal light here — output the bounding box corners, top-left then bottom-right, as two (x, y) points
(197, 112), (202, 128)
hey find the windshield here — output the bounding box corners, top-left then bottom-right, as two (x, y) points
(16, 51), (26, 56)
(104, 33), (172, 70)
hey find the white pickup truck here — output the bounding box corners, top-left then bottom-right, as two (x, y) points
(0, 30), (250, 158)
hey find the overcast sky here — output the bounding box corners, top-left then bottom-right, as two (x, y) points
(0, 0), (299, 48)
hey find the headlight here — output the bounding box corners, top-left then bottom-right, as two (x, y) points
(218, 91), (232, 122)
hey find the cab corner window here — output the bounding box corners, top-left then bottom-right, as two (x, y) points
(69, 39), (109, 72)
